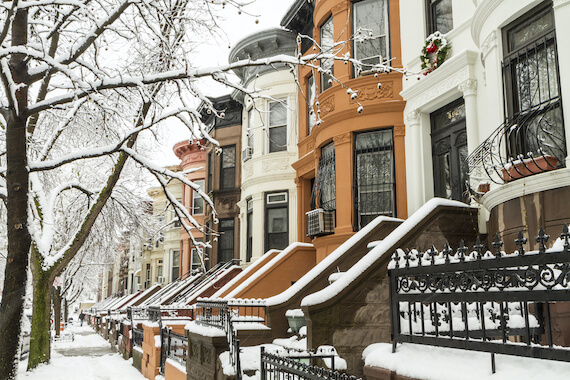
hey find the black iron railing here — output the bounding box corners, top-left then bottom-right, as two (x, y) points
(161, 328), (188, 367)
(132, 327), (144, 348)
(260, 347), (359, 380)
(388, 226), (570, 373)
(196, 298), (267, 379)
(467, 99), (565, 194)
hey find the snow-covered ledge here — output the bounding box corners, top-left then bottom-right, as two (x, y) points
(363, 342), (570, 380)
(480, 167), (570, 212)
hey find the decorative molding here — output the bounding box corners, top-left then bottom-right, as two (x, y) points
(405, 110), (421, 125)
(394, 125), (406, 137)
(480, 30), (497, 60)
(401, 50), (478, 113)
(331, 1), (347, 15)
(554, 0), (570, 9)
(458, 79), (478, 96)
(333, 132), (351, 146)
(319, 95), (335, 118)
(262, 158), (291, 172)
(471, 0), (502, 47)
(306, 138), (315, 152)
(244, 165), (253, 179)
(350, 82), (393, 104)
(294, 177), (302, 185)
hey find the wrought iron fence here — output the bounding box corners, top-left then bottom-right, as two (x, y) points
(132, 327), (144, 348)
(260, 347), (359, 380)
(388, 226), (570, 372)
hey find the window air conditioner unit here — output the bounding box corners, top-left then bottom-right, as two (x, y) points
(157, 276), (165, 284)
(306, 208), (335, 237)
(242, 146), (253, 162)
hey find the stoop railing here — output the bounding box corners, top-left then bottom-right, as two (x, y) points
(388, 226), (570, 372)
(196, 298), (267, 380)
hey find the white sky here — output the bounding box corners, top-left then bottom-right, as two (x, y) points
(157, 0), (296, 165)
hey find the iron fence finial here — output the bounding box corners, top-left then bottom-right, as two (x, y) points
(536, 227), (550, 254)
(515, 231), (527, 255)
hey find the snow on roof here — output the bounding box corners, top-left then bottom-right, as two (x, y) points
(265, 215), (403, 307)
(119, 285), (161, 310)
(363, 343), (570, 380)
(224, 243), (313, 299)
(301, 198), (475, 307)
(210, 250), (280, 298)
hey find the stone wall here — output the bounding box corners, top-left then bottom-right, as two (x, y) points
(186, 330), (227, 380)
(304, 204), (479, 376)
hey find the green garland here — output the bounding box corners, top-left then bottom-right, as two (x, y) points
(420, 31), (451, 75)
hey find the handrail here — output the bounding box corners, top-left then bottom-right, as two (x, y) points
(167, 260), (240, 305)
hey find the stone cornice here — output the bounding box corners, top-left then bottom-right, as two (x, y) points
(400, 50), (478, 112)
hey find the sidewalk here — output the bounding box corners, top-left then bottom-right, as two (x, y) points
(18, 323), (146, 380)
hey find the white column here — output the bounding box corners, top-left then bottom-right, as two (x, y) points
(251, 193), (264, 262)
(458, 79), (479, 154)
(553, 0), (570, 162)
(405, 110), (423, 214)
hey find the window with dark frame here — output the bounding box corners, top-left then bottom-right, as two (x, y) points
(207, 151), (213, 192)
(220, 145), (236, 189)
(265, 192), (289, 252)
(217, 218), (235, 264)
(354, 129), (395, 230)
(246, 198), (253, 262)
(320, 16), (334, 92)
(502, 3), (565, 162)
(352, 0), (390, 77)
(310, 142), (336, 211)
(191, 239), (203, 271)
(171, 250), (180, 281)
(268, 101), (288, 153)
(192, 179), (205, 214)
(307, 75), (316, 134)
(426, 0), (453, 35)
(247, 108), (255, 152)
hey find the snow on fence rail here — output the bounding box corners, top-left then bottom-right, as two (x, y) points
(388, 227), (570, 372)
(260, 347), (359, 380)
(195, 298), (267, 380)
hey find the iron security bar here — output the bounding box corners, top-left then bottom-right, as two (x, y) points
(388, 226), (570, 369)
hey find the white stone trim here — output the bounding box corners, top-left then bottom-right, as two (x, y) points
(480, 168), (570, 211)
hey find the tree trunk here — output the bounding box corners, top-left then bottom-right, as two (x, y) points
(27, 270), (52, 371)
(0, 8), (30, 380)
(53, 287), (61, 337)
(64, 299), (68, 326)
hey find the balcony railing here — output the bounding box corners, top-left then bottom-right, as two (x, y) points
(466, 99), (566, 195)
(388, 226), (570, 373)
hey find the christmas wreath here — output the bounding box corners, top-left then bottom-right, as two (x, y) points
(420, 31), (451, 75)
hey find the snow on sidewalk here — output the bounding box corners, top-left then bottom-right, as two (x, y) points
(18, 324), (145, 380)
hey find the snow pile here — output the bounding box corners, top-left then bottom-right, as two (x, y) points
(363, 343), (570, 380)
(316, 345), (347, 371)
(219, 344), (286, 376)
(284, 309), (304, 318)
(301, 199), (474, 307)
(272, 336), (307, 351)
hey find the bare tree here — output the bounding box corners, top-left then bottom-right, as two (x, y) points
(0, 0), (402, 376)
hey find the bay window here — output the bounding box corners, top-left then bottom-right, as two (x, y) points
(320, 17), (334, 91)
(220, 145), (236, 189)
(268, 101), (287, 153)
(192, 179), (205, 214)
(265, 192), (289, 251)
(352, 0), (389, 76)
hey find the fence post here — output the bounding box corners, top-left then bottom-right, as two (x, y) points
(260, 346), (266, 380)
